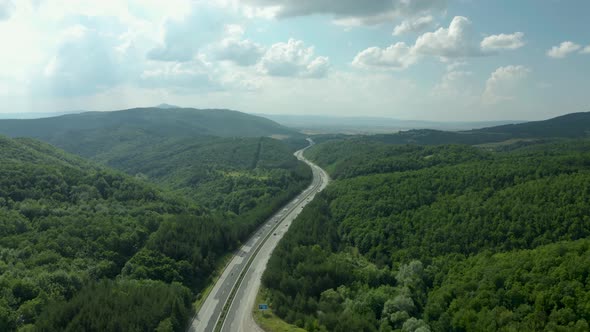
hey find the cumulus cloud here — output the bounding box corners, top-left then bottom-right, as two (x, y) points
(211, 25), (264, 66)
(147, 8), (224, 62)
(446, 61), (467, 72)
(240, 0), (446, 26)
(432, 70), (473, 98)
(393, 15), (435, 36)
(352, 42), (417, 70)
(0, 0), (14, 20)
(582, 46), (590, 54)
(481, 32), (525, 51)
(483, 65), (530, 104)
(259, 38), (329, 78)
(414, 16), (482, 58)
(35, 24), (140, 96)
(140, 59), (221, 92)
(353, 16), (525, 70)
(547, 41), (581, 58)
(214, 39), (264, 66)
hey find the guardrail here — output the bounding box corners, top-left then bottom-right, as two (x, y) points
(214, 156), (323, 332)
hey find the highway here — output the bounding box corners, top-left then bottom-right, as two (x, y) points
(189, 138), (330, 332)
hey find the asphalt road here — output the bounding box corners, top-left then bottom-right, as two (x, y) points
(189, 139), (330, 332)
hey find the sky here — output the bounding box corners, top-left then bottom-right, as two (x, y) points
(0, 0), (589, 121)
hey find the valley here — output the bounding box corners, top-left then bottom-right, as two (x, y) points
(0, 109), (311, 331)
(2, 2), (589, 331)
(0, 108), (589, 332)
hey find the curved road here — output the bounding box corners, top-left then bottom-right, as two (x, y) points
(189, 139), (330, 332)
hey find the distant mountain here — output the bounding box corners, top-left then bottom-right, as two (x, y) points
(0, 107), (301, 158)
(155, 103), (181, 109)
(0, 110), (84, 119)
(366, 111), (590, 145)
(476, 111), (590, 138)
(256, 113), (522, 133)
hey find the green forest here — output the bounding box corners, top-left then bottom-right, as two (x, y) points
(0, 134), (310, 331)
(262, 138), (590, 331)
(2, 107), (589, 331)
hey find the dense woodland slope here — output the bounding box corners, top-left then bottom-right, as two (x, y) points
(2, 109), (589, 331)
(0, 108), (309, 214)
(0, 110), (311, 331)
(262, 137), (590, 332)
(0, 136), (198, 330)
(93, 136), (310, 213)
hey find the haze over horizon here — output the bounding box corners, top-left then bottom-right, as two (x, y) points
(0, 0), (589, 121)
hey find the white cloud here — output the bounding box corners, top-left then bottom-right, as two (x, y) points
(239, 0), (446, 26)
(547, 41), (581, 58)
(224, 24), (245, 38)
(0, 0), (584, 122)
(446, 61), (467, 71)
(34, 24), (141, 96)
(481, 32), (525, 51)
(432, 70), (473, 98)
(0, 5), (47, 80)
(305, 56), (330, 78)
(354, 16), (526, 70)
(259, 38), (329, 78)
(140, 59), (221, 92)
(580, 45), (590, 54)
(414, 16), (482, 58)
(483, 65), (530, 104)
(214, 39), (265, 66)
(211, 25), (264, 66)
(393, 15), (435, 36)
(208, 70), (421, 117)
(147, 7), (225, 62)
(0, 0), (14, 20)
(352, 42), (417, 70)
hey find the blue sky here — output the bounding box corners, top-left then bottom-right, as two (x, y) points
(0, 0), (588, 121)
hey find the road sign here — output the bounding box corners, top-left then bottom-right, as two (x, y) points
(258, 304), (269, 310)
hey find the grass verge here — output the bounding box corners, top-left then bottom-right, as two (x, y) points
(253, 287), (306, 332)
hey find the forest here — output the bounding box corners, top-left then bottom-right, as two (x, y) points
(0, 134), (310, 331)
(262, 137), (590, 331)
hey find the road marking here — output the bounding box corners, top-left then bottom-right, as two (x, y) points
(192, 140), (329, 332)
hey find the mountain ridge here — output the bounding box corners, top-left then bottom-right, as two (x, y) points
(0, 107), (300, 138)
(364, 111), (590, 145)
(0, 107), (303, 159)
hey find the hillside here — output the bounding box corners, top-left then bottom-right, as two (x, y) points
(262, 138), (590, 331)
(0, 134), (311, 331)
(340, 112), (590, 146)
(476, 111), (590, 138)
(0, 135), (198, 330)
(102, 136), (312, 212)
(0, 107), (301, 158)
(0, 108), (311, 216)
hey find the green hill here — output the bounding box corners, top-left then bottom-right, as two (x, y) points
(0, 132), (311, 331)
(476, 111), (590, 138)
(0, 107), (301, 158)
(347, 112), (590, 146)
(103, 136), (312, 212)
(262, 138), (590, 331)
(0, 109), (307, 331)
(0, 135), (198, 331)
(0, 107), (310, 214)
